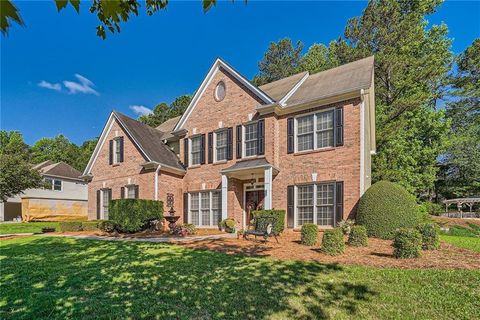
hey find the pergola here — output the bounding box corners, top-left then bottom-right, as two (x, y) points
(442, 198), (480, 218)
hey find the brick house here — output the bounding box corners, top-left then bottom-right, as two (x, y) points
(82, 56), (375, 230)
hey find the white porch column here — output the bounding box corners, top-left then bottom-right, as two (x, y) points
(221, 174), (228, 219)
(264, 167), (273, 210)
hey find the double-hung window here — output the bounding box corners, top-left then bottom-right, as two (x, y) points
(189, 191), (222, 227)
(102, 189), (111, 219)
(44, 178), (62, 191)
(296, 183), (335, 227)
(126, 185), (137, 199)
(244, 123), (258, 157)
(215, 130), (228, 162)
(190, 136), (202, 166)
(296, 110), (334, 152)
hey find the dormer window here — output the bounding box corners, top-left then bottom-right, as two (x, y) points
(214, 81), (226, 102)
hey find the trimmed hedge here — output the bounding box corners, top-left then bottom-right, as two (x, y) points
(98, 220), (116, 233)
(82, 221), (100, 231)
(109, 199), (164, 233)
(59, 221), (83, 232)
(416, 223), (440, 250)
(251, 209), (286, 235)
(356, 181), (420, 239)
(393, 228), (422, 259)
(301, 224), (318, 246)
(321, 228), (345, 256)
(348, 225), (368, 247)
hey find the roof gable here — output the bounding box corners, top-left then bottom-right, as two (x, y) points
(41, 162), (82, 180)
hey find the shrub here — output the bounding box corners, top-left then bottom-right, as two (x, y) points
(98, 220), (116, 233)
(82, 221), (100, 231)
(59, 221), (83, 232)
(109, 199), (164, 233)
(356, 181), (420, 239)
(182, 223), (196, 235)
(219, 218), (236, 233)
(301, 224), (318, 246)
(393, 228), (422, 259)
(418, 202), (444, 216)
(348, 225), (368, 247)
(416, 223), (440, 250)
(171, 224), (196, 237)
(251, 210), (285, 235)
(337, 219), (355, 235)
(321, 228), (345, 256)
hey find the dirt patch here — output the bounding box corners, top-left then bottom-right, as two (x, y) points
(178, 231), (480, 270)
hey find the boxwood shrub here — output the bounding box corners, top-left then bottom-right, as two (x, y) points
(348, 225), (368, 247)
(321, 228), (345, 255)
(416, 223), (440, 250)
(81, 221), (100, 231)
(301, 223), (318, 246)
(356, 181), (420, 239)
(251, 209), (285, 235)
(109, 199), (164, 233)
(393, 228), (422, 259)
(59, 221), (83, 232)
(98, 220), (117, 233)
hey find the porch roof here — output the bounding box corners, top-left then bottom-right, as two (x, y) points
(220, 158), (279, 176)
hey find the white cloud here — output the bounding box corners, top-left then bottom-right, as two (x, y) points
(129, 105), (152, 116)
(38, 80), (61, 91)
(63, 74), (99, 96)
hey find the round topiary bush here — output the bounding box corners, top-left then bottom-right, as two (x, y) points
(348, 225), (368, 247)
(356, 181), (420, 239)
(393, 228), (422, 259)
(301, 223), (318, 246)
(416, 223), (440, 250)
(321, 228), (345, 255)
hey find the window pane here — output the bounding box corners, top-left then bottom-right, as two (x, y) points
(216, 131), (228, 161)
(127, 186), (135, 199)
(244, 123), (258, 157)
(211, 192), (222, 225)
(298, 207), (314, 226)
(297, 185), (313, 206)
(317, 184), (334, 205)
(44, 179), (53, 190)
(190, 193), (199, 226)
(53, 180), (62, 191)
(317, 206), (334, 226)
(316, 184), (334, 226)
(317, 130), (334, 148)
(316, 111), (333, 131)
(102, 190), (110, 219)
(297, 115), (314, 134)
(297, 133), (314, 151)
(297, 185), (314, 226)
(190, 136), (202, 165)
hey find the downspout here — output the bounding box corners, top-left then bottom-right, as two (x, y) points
(359, 89), (366, 196)
(154, 164), (161, 200)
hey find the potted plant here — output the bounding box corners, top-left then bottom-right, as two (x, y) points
(219, 218), (236, 233)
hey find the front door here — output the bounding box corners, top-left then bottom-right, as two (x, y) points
(245, 190), (265, 226)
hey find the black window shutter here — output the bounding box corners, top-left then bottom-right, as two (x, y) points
(200, 134), (206, 165)
(236, 125), (242, 159)
(335, 107), (344, 146)
(120, 187), (125, 199)
(119, 137), (124, 162)
(183, 138), (189, 166)
(257, 119), (265, 155)
(227, 127), (233, 160)
(109, 140), (113, 165)
(208, 132), (213, 164)
(287, 118), (294, 154)
(335, 181), (344, 225)
(134, 185), (139, 199)
(287, 185), (295, 228)
(183, 193), (189, 224)
(96, 190), (101, 219)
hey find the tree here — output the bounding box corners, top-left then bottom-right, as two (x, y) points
(0, 154), (42, 202)
(0, 130), (30, 160)
(30, 135), (79, 168)
(438, 39), (480, 198)
(139, 95), (192, 127)
(252, 38), (304, 86)
(170, 95), (192, 118)
(74, 138), (99, 172)
(1, 0), (221, 39)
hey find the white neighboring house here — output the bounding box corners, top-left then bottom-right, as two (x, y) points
(0, 161), (88, 222)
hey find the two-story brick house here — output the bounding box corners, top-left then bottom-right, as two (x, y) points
(82, 56), (375, 230)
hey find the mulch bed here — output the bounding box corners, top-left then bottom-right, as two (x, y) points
(178, 231), (480, 270)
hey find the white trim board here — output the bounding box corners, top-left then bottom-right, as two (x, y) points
(174, 58), (274, 131)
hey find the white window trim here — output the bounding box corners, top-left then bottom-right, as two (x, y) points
(189, 135), (202, 167)
(294, 183), (335, 228)
(124, 185), (136, 199)
(214, 129), (228, 163)
(242, 121), (259, 158)
(45, 178), (63, 192)
(188, 190), (221, 228)
(112, 137), (122, 164)
(294, 107), (335, 153)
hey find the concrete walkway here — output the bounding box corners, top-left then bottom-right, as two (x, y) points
(35, 232), (237, 243)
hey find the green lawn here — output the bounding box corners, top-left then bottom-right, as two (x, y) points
(1, 237), (479, 319)
(0, 222), (60, 234)
(441, 234), (480, 252)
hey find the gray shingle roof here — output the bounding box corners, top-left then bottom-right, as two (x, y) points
(39, 162), (83, 180)
(156, 116), (180, 140)
(114, 112), (185, 171)
(259, 71), (308, 102)
(220, 158), (273, 173)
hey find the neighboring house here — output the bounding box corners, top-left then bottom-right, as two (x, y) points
(0, 161), (88, 222)
(82, 56), (376, 229)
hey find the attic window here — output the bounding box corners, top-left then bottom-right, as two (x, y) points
(214, 81), (226, 102)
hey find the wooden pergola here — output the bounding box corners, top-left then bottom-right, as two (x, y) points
(442, 198), (480, 218)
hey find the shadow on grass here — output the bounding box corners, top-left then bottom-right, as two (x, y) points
(0, 237), (376, 319)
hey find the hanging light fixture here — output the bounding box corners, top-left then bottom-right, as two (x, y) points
(250, 173), (255, 187)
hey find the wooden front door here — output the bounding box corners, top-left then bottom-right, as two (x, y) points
(245, 190), (265, 226)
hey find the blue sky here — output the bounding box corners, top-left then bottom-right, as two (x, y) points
(1, 1), (479, 145)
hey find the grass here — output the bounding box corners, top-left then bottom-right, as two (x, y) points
(440, 235), (480, 253)
(0, 222), (59, 234)
(1, 237), (479, 319)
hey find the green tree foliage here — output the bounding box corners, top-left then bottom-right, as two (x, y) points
(0, 130), (30, 160)
(1, 0), (220, 38)
(74, 138), (99, 172)
(30, 135), (80, 167)
(0, 154), (43, 201)
(439, 39), (480, 198)
(139, 95), (192, 128)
